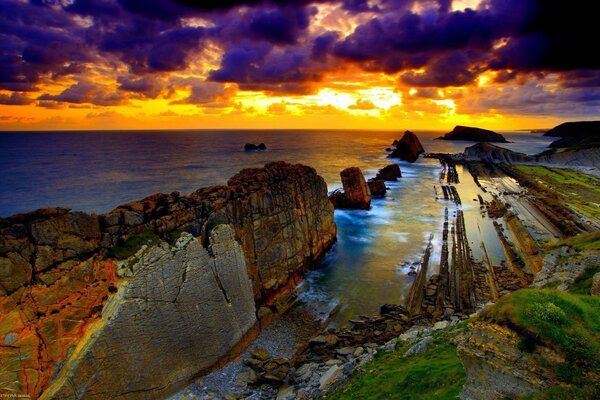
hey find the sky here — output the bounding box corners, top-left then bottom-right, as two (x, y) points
(0, 0), (598, 131)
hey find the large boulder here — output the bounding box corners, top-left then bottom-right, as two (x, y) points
(375, 164), (402, 181)
(437, 125), (508, 143)
(367, 179), (387, 197)
(389, 131), (425, 162)
(329, 167), (371, 209)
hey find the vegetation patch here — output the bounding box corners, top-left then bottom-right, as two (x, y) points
(105, 229), (161, 260)
(513, 165), (600, 222)
(568, 264), (600, 295)
(549, 231), (600, 252)
(324, 331), (466, 400)
(480, 289), (599, 394)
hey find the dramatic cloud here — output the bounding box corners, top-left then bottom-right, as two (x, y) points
(0, 0), (597, 124)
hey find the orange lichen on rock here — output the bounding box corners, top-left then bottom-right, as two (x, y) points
(0, 258), (118, 399)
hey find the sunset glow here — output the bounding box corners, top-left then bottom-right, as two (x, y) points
(0, 0), (598, 130)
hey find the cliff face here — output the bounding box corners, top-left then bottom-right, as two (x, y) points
(42, 228), (256, 400)
(0, 161), (336, 399)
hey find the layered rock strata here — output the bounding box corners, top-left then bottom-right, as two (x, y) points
(0, 161), (337, 399)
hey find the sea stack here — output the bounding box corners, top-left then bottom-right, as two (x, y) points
(437, 125), (508, 142)
(329, 167), (371, 209)
(389, 131), (425, 162)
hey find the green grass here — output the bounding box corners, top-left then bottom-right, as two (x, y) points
(323, 333), (466, 400)
(549, 231), (600, 252)
(104, 229), (161, 260)
(513, 165), (600, 222)
(568, 264), (600, 295)
(480, 289), (599, 390)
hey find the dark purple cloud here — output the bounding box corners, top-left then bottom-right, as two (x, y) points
(0, 92), (34, 105)
(0, 0), (597, 113)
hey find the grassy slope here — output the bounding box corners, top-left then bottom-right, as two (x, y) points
(513, 165), (600, 222)
(480, 289), (600, 399)
(547, 232), (600, 295)
(323, 330), (466, 400)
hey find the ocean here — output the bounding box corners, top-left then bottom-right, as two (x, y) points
(0, 129), (554, 324)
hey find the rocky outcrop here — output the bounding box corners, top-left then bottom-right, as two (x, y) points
(457, 321), (562, 400)
(367, 179), (386, 197)
(462, 142), (600, 170)
(543, 120), (600, 148)
(438, 126), (508, 143)
(328, 167), (371, 210)
(42, 228), (257, 400)
(375, 164), (401, 181)
(244, 143), (267, 151)
(462, 142), (533, 164)
(389, 131), (425, 162)
(0, 161), (336, 399)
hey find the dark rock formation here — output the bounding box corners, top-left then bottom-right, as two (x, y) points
(375, 164), (402, 181)
(244, 143), (267, 151)
(438, 126), (508, 143)
(367, 179), (386, 197)
(0, 161), (336, 399)
(462, 142), (533, 164)
(328, 167), (371, 210)
(388, 131), (425, 162)
(543, 121), (600, 148)
(461, 142), (600, 168)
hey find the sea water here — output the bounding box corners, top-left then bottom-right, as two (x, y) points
(0, 129), (553, 324)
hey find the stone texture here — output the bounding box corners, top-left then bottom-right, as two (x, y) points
(41, 227), (257, 400)
(328, 167), (371, 209)
(367, 179), (387, 197)
(375, 164), (401, 181)
(0, 161), (336, 399)
(389, 131), (425, 162)
(457, 321), (562, 400)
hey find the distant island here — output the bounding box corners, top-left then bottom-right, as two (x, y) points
(437, 125), (508, 143)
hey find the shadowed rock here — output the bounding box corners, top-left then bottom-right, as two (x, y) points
(543, 121), (600, 148)
(367, 179), (386, 197)
(375, 164), (402, 181)
(389, 131), (425, 162)
(329, 167), (371, 210)
(438, 126), (508, 143)
(244, 143), (267, 151)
